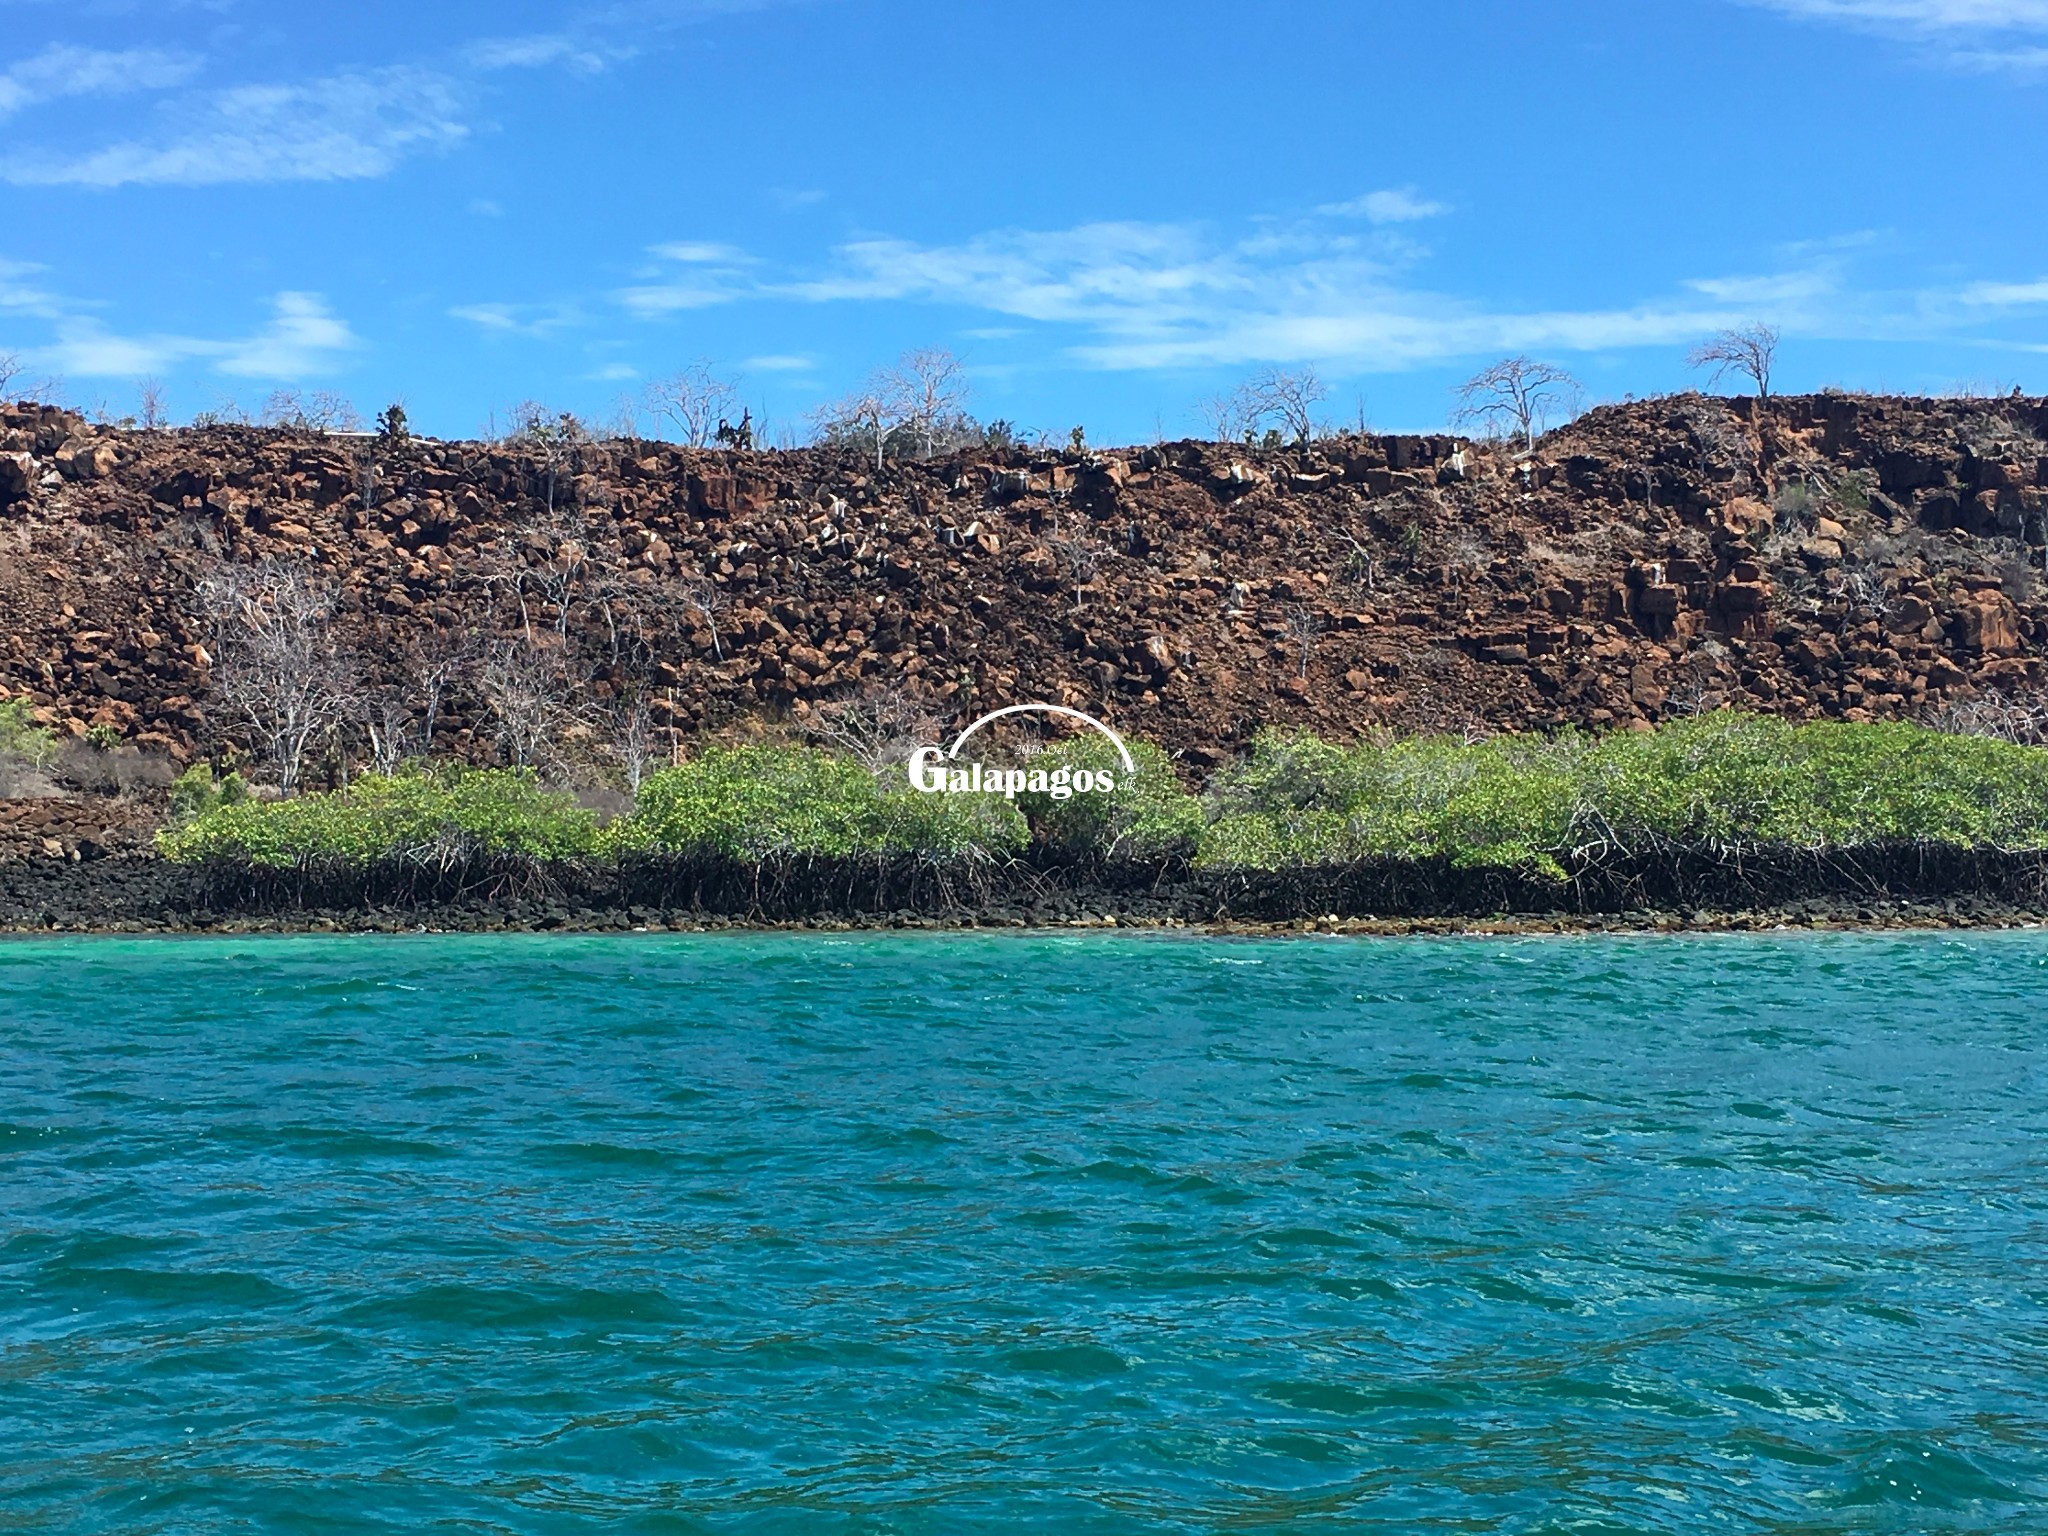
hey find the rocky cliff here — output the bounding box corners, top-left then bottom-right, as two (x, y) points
(2, 391), (2045, 777)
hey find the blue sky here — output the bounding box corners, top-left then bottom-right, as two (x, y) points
(0, 0), (2045, 443)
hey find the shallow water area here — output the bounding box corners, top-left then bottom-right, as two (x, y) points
(2, 929), (2045, 1533)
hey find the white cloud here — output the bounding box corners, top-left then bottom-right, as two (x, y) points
(1749, 0), (2048, 25)
(531, 207), (2048, 375)
(1952, 41), (2048, 62)
(467, 34), (614, 74)
(0, 257), (63, 318)
(743, 353), (815, 371)
(448, 301), (579, 337)
(1684, 268), (1842, 305)
(217, 292), (358, 376)
(37, 291), (359, 378)
(0, 43), (199, 118)
(1959, 276), (2048, 303)
(0, 66), (466, 186)
(618, 281), (743, 314)
(1744, 0), (2048, 63)
(1317, 188), (1449, 224)
(651, 241), (750, 264)
(631, 219), (1775, 370)
(617, 242), (755, 315)
(766, 218), (2042, 371)
(587, 361), (638, 380)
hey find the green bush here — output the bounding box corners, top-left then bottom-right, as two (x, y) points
(157, 767), (599, 868)
(1017, 735), (1204, 859)
(0, 698), (56, 767)
(167, 763), (251, 823)
(1197, 715), (2048, 874)
(150, 717), (2048, 877)
(606, 744), (1027, 860)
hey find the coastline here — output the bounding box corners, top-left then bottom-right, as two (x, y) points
(7, 852), (2046, 937)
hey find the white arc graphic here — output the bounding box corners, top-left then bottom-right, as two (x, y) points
(939, 704), (1136, 774)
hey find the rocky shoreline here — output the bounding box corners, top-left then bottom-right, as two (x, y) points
(6, 850), (2045, 937)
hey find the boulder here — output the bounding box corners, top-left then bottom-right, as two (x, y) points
(53, 437), (117, 480)
(1953, 594), (2021, 654)
(0, 451), (34, 503)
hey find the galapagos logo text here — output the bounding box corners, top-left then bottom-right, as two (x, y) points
(907, 705), (1133, 801)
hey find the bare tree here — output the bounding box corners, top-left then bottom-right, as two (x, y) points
(508, 402), (589, 518)
(1688, 323), (1779, 399)
(261, 389), (361, 432)
(362, 629), (472, 768)
(807, 683), (942, 776)
(358, 684), (415, 776)
(1928, 689), (2048, 745)
(522, 509), (591, 646)
(645, 362), (741, 448)
(195, 561), (350, 792)
(608, 393), (641, 445)
(479, 639), (573, 769)
(136, 378), (168, 430)
(612, 692), (658, 792)
(674, 566), (728, 660)
(812, 383), (903, 470)
(0, 353), (21, 398)
(413, 630), (472, 753)
(1284, 605), (1326, 680)
(1452, 357), (1581, 449)
(1047, 522), (1101, 612)
(1197, 392), (1251, 443)
(884, 347), (969, 458)
(1241, 366), (1328, 445)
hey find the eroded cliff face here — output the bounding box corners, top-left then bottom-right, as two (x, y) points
(2, 391), (2045, 773)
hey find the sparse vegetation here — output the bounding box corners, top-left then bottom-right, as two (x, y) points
(0, 698), (56, 768)
(1453, 358), (1581, 449)
(1688, 324), (1779, 399)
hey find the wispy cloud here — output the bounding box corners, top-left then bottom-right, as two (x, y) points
(1959, 276), (2048, 303)
(37, 291), (360, 378)
(466, 33), (616, 74)
(1743, 0), (2048, 66)
(593, 210), (2048, 374)
(0, 66), (466, 186)
(1316, 188), (1449, 224)
(1748, 0), (2048, 25)
(449, 301), (580, 338)
(618, 243), (755, 315)
(0, 43), (200, 118)
(609, 218), (1762, 369)
(0, 257), (64, 318)
(743, 353), (816, 371)
(651, 241), (751, 264)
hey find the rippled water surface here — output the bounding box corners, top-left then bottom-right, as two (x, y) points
(4, 931), (2048, 1533)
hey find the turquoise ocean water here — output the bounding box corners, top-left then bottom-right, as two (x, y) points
(3, 931), (2046, 1533)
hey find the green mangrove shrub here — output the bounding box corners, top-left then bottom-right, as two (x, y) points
(1016, 735), (1205, 859)
(606, 744), (1028, 860)
(1199, 714), (2048, 874)
(166, 763), (252, 823)
(157, 767), (600, 868)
